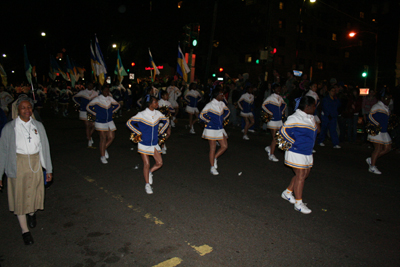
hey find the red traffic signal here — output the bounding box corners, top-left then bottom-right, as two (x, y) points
(219, 67), (223, 72)
(131, 62), (135, 66)
(273, 48), (277, 54)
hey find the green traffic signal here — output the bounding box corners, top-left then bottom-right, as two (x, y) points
(255, 59), (260, 64)
(362, 72), (367, 77)
(192, 39), (198, 47)
(212, 73), (216, 77)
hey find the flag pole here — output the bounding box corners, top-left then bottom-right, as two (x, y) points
(30, 81), (36, 101)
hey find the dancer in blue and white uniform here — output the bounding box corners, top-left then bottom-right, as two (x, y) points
(167, 81), (181, 127)
(366, 92), (392, 175)
(262, 83), (286, 162)
(158, 91), (175, 154)
(72, 83), (99, 147)
(305, 81), (320, 152)
(237, 85), (254, 140)
(199, 88), (230, 175)
(185, 83), (202, 134)
(87, 87), (120, 164)
(126, 95), (169, 194)
(279, 96), (317, 214)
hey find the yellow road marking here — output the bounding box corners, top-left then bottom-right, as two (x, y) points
(152, 257), (183, 267)
(76, 169), (214, 260)
(83, 175), (164, 225)
(187, 243), (213, 256)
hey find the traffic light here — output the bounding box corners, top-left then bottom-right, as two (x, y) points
(131, 62), (135, 67)
(191, 24), (200, 48)
(219, 68), (223, 72)
(255, 59), (260, 64)
(212, 73), (216, 77)
(362, 65), (369, 78)
(183, 24), (191, 47)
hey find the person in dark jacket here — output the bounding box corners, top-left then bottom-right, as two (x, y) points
(317, 87), (341, 148)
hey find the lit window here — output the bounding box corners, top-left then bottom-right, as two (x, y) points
(279, 2), (284, 9)
(360, 12), (364, 18)
(345, 52), (350, 58)
(317, 62), (323, 70)
(245, 54), (252, 63)
(332, 33), (337, 41)
(178, 1), (182, 8)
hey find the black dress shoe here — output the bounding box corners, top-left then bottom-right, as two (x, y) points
(22, 232), (34, 245)
(27, 214), (36, 228)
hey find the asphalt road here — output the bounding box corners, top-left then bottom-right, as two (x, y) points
(0, 108), (399, 267)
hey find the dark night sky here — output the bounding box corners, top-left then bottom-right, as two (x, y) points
(0, 0), (219, 81)
(1, 0), (399, 84)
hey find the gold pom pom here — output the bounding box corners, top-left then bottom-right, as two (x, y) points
(261, 111), (272, 123)
(159, 106), (172, 118)
(365, 122), (381, 136)
(276, 132), (292, 151)
(130, 133), (142, 143)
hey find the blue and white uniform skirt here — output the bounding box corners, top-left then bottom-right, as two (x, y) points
(95, 121), (116, 131)
(202, 128), (228, 140)
(79, 111), (88, 120)
(267, 120), (283, 130)
(368, 132), (392, 145)
(186, 106), (199, 114)
(138, 143), (161, 155)
(240, 111), (253, 117)
(284, 151), (313, 169)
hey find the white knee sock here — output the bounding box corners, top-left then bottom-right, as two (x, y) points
(17, 215), (29, 234)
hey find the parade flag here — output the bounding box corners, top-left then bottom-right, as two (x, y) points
(90, 41), (98, 82)
(114, 50), (128, 83)
(49, 55), (68, 81)
(94, 34), (107, 85)
(0, 63), (7, 87)
(23, 45), (32, 84)
(177, 44), (190, 82)
(32, 66), (37, 83)
(66, 55), (77, 87)
(149, 48), (160, 82)
(73, 59), (85, 79)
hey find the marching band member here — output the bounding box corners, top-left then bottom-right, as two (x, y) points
(158, 91), (175, 154)
(200, 88), (230, 175)
(72, 83), (99, 147)
(86, 87), (120, 164)
(167, 81), (181, 127)
(184, 83), (202, 134)
(110, 82), (126, 118)
(366, 92), (392, 174)
(262, 83), (286, 162)
(237, 85), (254, 140)
(279, 96), (317, 214)
(126, 95), (169, 194)
(59, 85), (73, 117)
